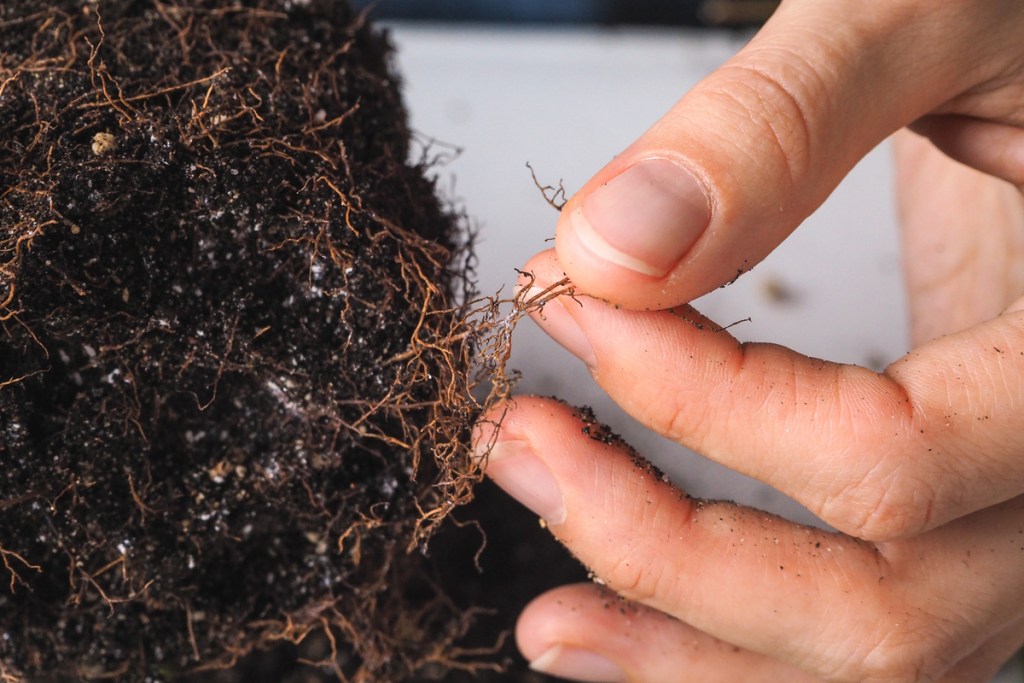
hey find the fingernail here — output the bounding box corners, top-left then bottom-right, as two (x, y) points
(521, 287), (597, 368)
(485, 437), (566, 525)
(573, 157), (710, 277)
(530, 645), (628, 683)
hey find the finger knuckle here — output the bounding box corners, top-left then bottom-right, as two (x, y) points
(818, 465), (936, 541)
(845, 616), (964, 683)
(711, 56), (823, 191)
(598, 551), (667, 607)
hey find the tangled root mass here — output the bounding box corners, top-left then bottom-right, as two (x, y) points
(0, 1), (495, 679)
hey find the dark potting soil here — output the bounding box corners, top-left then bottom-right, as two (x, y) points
(0, 1), (585, 680)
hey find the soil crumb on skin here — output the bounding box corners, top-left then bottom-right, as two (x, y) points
(577, 406), (666, 480)
(0, 1), (496, 680)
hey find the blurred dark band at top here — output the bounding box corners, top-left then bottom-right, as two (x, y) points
(350, 0), (780, 28)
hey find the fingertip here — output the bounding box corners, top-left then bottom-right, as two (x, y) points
(516, 583), (822, 683)
(514, 586), (569, 662)
(554, 210), (675, 309)
(518, 248), (564, 287)
(515, 584), (647, 658)
(474, 396), (579, 527)
(516, 584), (634, 683)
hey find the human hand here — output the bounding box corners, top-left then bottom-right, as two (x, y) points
(479, 230), (1024, 682)
(476, 0), (1024, 680)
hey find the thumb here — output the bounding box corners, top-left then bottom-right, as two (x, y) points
(554, 0), (1002, 309)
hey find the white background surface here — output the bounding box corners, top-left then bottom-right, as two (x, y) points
(389, 25), (1022, 682)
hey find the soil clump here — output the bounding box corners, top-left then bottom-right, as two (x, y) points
(0, 1), (540, 679)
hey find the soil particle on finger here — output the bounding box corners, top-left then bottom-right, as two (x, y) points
(577, 406), (666, 480)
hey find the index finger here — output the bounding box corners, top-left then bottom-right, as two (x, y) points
(521, 250), (1024, 541)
